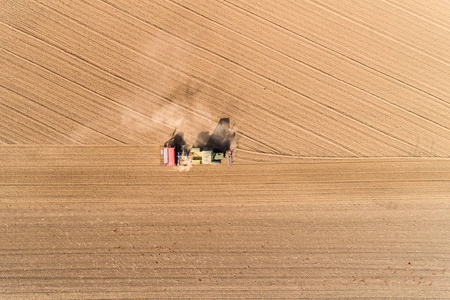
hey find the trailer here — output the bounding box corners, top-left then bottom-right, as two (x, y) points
(162, 146), (176, 166)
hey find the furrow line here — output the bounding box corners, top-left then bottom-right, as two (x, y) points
(0, 126), (34, 144)
(93, 0), (343, 154)
(308, 0), (450, 65)
(1, 37), (128, 144)
(42, 0), (341, 155)
(100, 0), (415, 155)
(223, 0), (449, 105)
(1, 178), (449, 186)
(384, 0), (450, 29)
(264, 0), (449, 97)
(175, 0), (450, 132)
(0, 98), (80, 144)
(0, 107), (68, 144)
(1, 42), (170, 142)
(67, 0), (442, 157)
(6, 2), (277, 153)
(4, 24), (169, 144)
(0, 82), (123, 145)
(4, 170), (449, 176)
(167, 0), (450, 143)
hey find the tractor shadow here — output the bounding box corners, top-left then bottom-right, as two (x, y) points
(164, 132), (186, 152)
(195, 118), (235, 153)
(165, 118), (235, 154)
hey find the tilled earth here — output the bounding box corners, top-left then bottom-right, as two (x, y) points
(1, 0), (450, 298)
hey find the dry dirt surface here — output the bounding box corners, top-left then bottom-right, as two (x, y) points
(1, 0), (450, 298)
(1, 146), (449, 298)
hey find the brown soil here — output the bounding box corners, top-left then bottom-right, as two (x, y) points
(1, 0), (449, 298)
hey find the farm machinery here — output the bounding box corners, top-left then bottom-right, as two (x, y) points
(162, 118), (236, 167)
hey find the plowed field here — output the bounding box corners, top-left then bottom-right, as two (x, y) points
(1, 0), (449, 298)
